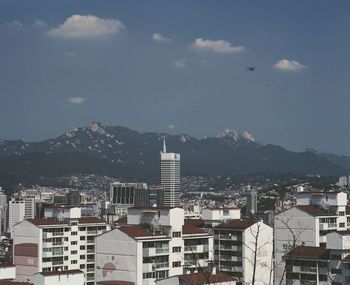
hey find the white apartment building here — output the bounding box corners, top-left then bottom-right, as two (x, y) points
(274, 191), (349, 285)
(213, 219), (273, 285)
(8, 198), (25, 235)
(161, 140), (181, 207)
(12, 207), (109, 285)
(95, 206), (213, 285)
(284, 230), (350, 285)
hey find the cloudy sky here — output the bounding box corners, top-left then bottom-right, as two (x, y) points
(1, 0), (350, 155)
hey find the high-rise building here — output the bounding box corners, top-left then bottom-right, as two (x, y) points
(67, 189), (81, 206)
(24, 196), (36, 219)
(109, 182), (148, 215)
(160, 140), (181, 207)
(246, 187), (258, 215)
(0, 188), (7, 235)
(134, 185), (164, 207)
(8, 197), (25, 235)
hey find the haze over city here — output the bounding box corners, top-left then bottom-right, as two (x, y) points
(1, 1), (350, 155)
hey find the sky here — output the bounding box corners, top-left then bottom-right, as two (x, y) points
(0, 0), (350, 155)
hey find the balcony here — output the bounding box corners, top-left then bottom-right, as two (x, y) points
(87, 230), (97, 235)
(87, 258), (95, 263)
(52, 232), (64, 236)
(52, 242), (63, 246)
(87, 268), (94, 272)
(155, 262), (169, 269)
(87, 249), (95, 254)
(42, 251), (52, 258)
(143, 263), (153, 272)
(300, 266), (317, 273)
(143, 247), (156, 256)
(155, 248), (168, 254)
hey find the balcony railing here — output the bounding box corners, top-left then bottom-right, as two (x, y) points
(155, 262), (169, 269)
(155, 248), (168, 254)
(300, 266), (317, 273)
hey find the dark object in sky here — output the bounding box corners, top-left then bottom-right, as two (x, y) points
(246, 66), (256, 72)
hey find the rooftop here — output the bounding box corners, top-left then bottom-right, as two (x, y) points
(28, 216), (105, 226)
(96, 281), (134, 285)
(296, 205), (335, 217)
(38, 269), (84, 276)
(182, 222), (208, 236)
(285, 246), (329, 260)
(118, 225), (169, 239)
(215, 219), (257, 230)
(177, 272), (238, 285)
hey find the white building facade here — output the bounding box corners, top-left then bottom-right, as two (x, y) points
(95, 207), (213, 285)
(161, 140), (181, 207)
(12, 207), (109, 285)
(275, 191), (349, 285)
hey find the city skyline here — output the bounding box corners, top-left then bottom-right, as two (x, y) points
(1, 1), (349, 156)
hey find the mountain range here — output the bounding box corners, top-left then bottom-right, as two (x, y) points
(0, 122), (349, 187)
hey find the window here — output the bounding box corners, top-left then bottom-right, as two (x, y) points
(71, 260), (77, 264)
(331, 268), (342, 274)
(71, 250), (77, 255)
(80, 255), (85, 259)
(80, 264), (85, 269)
(172, 231), (181, 238)
(331, 254), (341, 260)
(71, 241), (77, 245)
(80, 246), (85, 250)
(172, 261), (181, 267)
(80, 236), (86, 241)
(71, 232), (77, 236)
(172, 247), (181, 253)
(340, 223), (345, 227)
(339, 211), (345, 216)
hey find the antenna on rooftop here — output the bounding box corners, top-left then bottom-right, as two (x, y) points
(163, 138), (167, 153)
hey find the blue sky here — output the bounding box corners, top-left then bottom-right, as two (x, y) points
(1, 0), (350, 155)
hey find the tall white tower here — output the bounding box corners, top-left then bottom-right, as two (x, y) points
(161, 139), (181, 207)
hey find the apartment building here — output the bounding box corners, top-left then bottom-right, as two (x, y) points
(274, 191), (349, 284)
(213, 219), (273, 285)
(284, 230), (350, 285)
(12, 207), (109, 285)
(95, 206), (213, 285)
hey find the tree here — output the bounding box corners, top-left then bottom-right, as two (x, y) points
(275, 215), (306, 285)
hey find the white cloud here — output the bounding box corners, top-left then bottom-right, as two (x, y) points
(168, 124), (176, 129)
(68, 97), (87, 104)
(33, 19), (47, 28)
(273, 59), (307, 71)
(173, 59), (186, 69)
(152, 33), (172, 42)
(6, 20), (23, 28)
(191, 38), (245, 54)
(48, 15), (125, 39)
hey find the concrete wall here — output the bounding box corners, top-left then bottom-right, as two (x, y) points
(0, 265), (16, 280)
(274, 207), (317, 285)
(12, 220), (41, 282)
(95, 228), (137, 284)
(33, 272), (84, 285)
(243, 222), (273, 285)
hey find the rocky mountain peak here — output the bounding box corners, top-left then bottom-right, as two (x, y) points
(216, 128), (239, 141)
(242, 131), (255, 142)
